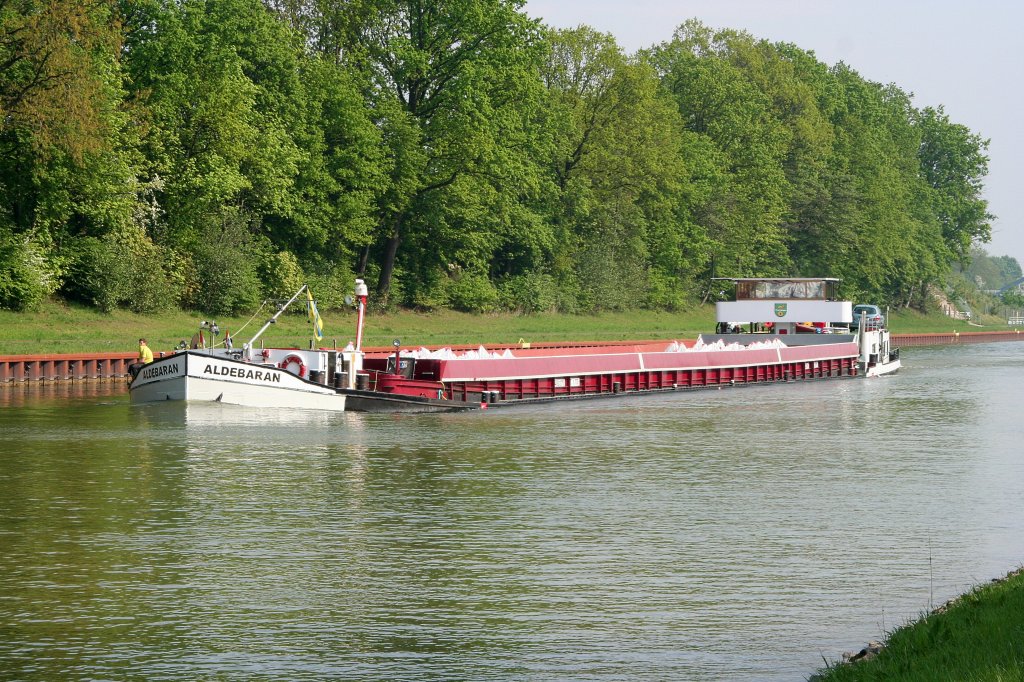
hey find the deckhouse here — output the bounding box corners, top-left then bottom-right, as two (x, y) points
(713, 277), (853, 335)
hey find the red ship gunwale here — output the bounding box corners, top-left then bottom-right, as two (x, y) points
(360, 338), (860, 406)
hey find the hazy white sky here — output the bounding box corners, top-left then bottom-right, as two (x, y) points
(523, 0), (1024, 265)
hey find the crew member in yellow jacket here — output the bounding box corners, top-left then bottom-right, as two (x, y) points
(129, 338), (154, 379)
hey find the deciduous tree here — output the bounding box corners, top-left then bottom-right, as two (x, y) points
(342, 0), (545, 305)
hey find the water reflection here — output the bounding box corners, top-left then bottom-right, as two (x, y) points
(0, 379), (128, 406)
(1, 343), (1023, 680)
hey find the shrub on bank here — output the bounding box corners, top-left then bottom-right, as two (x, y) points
(0, 233), (61, 311)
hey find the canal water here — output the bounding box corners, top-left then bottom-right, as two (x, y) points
(1, 342), (1022, 680)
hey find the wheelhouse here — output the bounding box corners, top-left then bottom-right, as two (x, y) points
(712, 277), (852, 335)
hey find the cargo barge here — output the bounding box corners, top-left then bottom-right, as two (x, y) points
(350, 277), (868, 411)
(129, 277), (878, 412)
(352, 336), (859, 411)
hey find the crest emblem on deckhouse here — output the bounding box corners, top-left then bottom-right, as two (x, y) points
(775, 303), (787, 317)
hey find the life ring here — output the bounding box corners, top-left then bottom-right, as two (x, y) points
(279, 354), (308, 378)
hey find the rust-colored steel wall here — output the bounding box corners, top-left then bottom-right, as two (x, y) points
(892, 330), (1024, 347)
(0, 352), (135, 383)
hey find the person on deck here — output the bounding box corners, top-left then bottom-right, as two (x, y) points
(128, 338), (154, 379)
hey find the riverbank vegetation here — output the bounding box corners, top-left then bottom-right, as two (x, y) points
(0, 1), (1005, 319)
(814, 567), (1024, 681)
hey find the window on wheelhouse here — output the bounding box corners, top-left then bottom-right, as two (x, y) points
(726, 278), (841, 302)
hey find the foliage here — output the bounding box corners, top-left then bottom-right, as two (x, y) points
(304, 259), (357, 311)
(444, 271), (501, 313)
(345, 0), (548, 305)
(0, 3), (1001, 317)
(180, 213), (264, 315)
(0, 231), (61, 310)
(541, 26), (707, 312)
(964, 247), (1022, 291)
(497, 272), (560, 313)
(648, 23), (791, 281)
(60, 228), (173, 313)
(915, 106), (992, 266)
(1001, 290), (1024, 309)
(258, 250), (305, 301)
(0, 0), (122, 158)
(937, 265), (1020, 320)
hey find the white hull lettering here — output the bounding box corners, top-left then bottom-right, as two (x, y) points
(140, 362), (179, 380)
(202, 364), (283, 383)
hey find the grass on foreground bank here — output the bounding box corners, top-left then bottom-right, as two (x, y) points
(0, 299), (1012, 356)
(813, 567), (1024, 681)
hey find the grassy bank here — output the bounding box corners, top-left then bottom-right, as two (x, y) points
(814, 567), (1024, 681)
(0, 299), (1009, 355)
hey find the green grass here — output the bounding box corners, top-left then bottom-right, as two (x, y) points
(886, 307), (992, 334)
(814, 568), (1024, 681)
(0, 301), (719, 355)
(0, 299), (1013, 355)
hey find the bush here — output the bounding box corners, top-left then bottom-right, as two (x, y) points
(161, 247), (197, 307)
(497, 272), (559, 313)
(258, 250), (305, 301)
(0, 233), (62, 311)
(1001, 290), (1024, 308)
(305, 260), (357, 310)
(644, 269), (691, 310)
(186, 240), (261, 315)
(176, 214), (265, 315)
(60, 228), (174, 313)
(406, 268), (452, 310)
(446, 272), (499, 312)
(405, 270), (499, 312)
(60, 237), (103, 305)
(574, 239), (647, 312)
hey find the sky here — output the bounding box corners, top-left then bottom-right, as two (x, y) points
(522, 0), (1024, 266)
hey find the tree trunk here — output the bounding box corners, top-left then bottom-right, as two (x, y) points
(357, 244), (370, 276)
(376, 216), (403, 305)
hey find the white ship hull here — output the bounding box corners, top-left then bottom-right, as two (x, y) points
(864, 357), (901, 378)
(129, 351), (346, 412)
(859, 328), (901, 378)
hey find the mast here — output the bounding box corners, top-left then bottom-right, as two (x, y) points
(248, 284), (308, 347)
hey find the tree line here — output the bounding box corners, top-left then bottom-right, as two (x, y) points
(0, 1), (993, 315)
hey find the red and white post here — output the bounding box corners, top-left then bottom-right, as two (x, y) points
(354, 279), (369, 351)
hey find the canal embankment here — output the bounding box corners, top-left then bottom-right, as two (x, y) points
(812, 566), (1024, 681)
(894, 329), (1024, 346)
